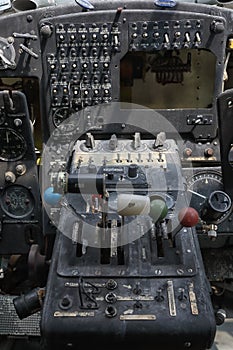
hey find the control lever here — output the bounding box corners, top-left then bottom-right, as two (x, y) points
(85, 132), (95, 149)
(178, 207), (199, 227)
(108, 134), (118, 150)
(13, 31), (39, 60)
(132, 132), (141, 150)
(117, 194), (168, 223)
(154, 131), (166, 149)
(19, 43), (39, 59)
(13, 32), (38, 40)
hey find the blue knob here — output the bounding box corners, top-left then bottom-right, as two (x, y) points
(44, 187), (62, 206)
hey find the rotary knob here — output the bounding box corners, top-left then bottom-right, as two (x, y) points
(128, 164), (138, 178)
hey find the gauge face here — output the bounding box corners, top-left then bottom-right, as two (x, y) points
(208, 190), (232, 213)
(0, 128), (27, 161)
(187, 171), (231, 223)
(52, 107), (74, 127)
(1, 185), (34, 218)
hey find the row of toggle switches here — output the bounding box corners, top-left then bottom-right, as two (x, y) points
(129, 19), (204, 50)
(130, 31), (202, 50)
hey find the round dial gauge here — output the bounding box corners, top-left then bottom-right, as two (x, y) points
(1, 185), (34, 218)
(52, 107), (74, 127)
(202, 190), (232, 223)
(0, 128), (27, 161)
(187, 171), (232, 224)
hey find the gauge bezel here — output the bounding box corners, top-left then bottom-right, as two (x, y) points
(0, 127), (27, 161)
(0, 184), (34, 219)
(187, 170), (232, 224)
(52, 107), (74, 128)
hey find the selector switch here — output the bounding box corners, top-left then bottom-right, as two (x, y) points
(108, 134), (118, 151)
(195, 32), (201, 44)
(85, 133), (95, 149)
(164, 33), (170, 48)
(184, 32), (191, 48)
(210, 20), (224, 33)
(133, 132), (141, 150)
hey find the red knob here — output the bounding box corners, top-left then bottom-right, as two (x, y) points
(178, 207), (199, 227)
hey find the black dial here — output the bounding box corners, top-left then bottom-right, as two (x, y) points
(52, 107), (74, 127)
(0, 128), (26, 161)
(1, 185), (34, 218)
(187, 171), (232, 223)
(202, 190), (232, 223)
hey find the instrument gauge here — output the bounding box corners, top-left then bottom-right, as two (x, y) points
(1, 185), (34, 218)
(52, 107), (74, 127)
(187, 171), (232, 224)
(0, 128), (26, 161)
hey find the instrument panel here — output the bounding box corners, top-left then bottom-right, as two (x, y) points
(0, 1), (232, 349)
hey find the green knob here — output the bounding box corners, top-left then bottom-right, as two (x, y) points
(150, 197), (168, 222)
